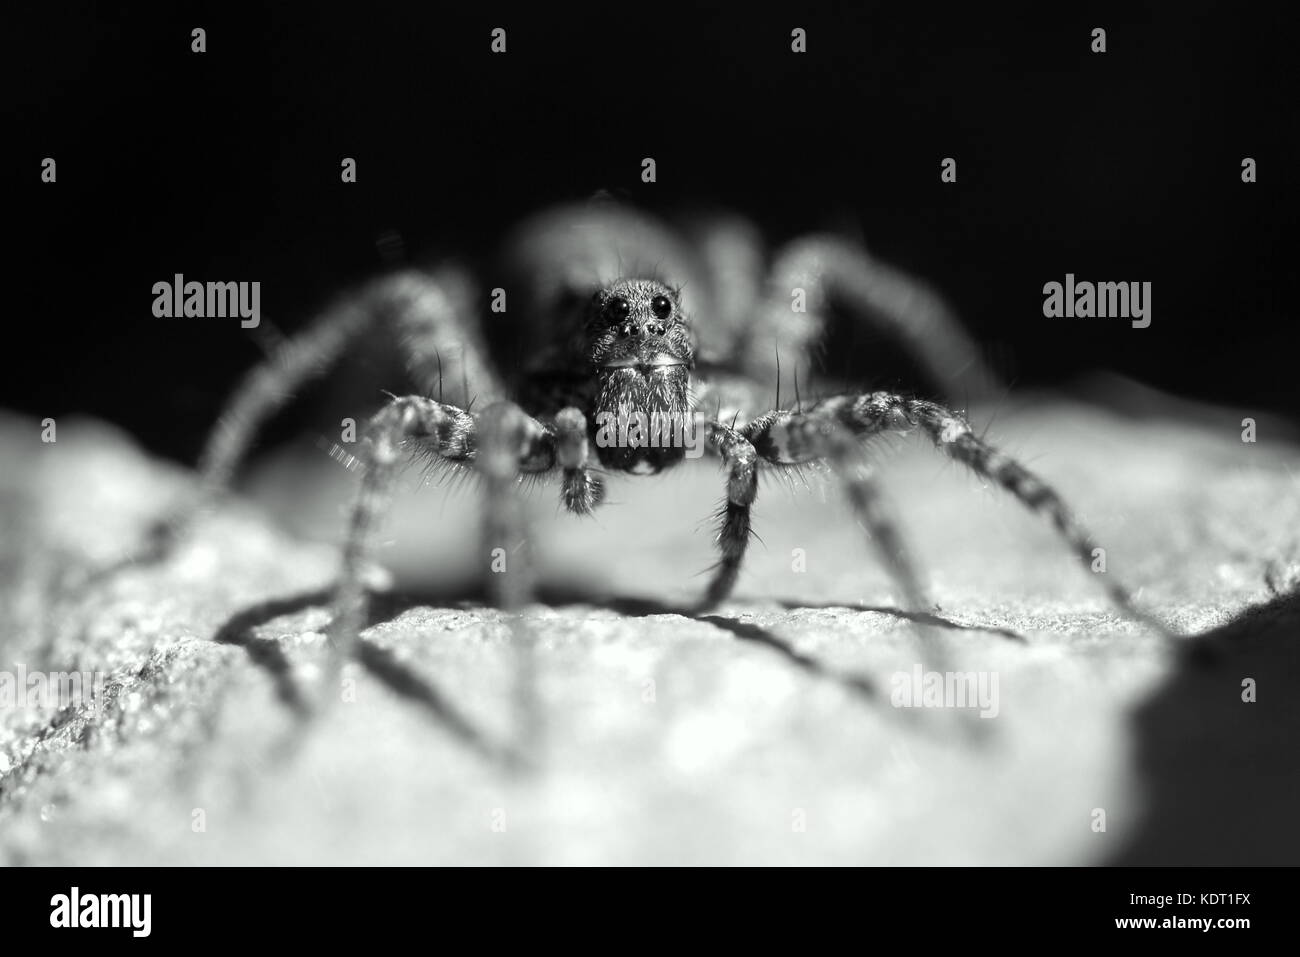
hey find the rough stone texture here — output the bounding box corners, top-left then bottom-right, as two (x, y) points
(1, 386), (1297, 865)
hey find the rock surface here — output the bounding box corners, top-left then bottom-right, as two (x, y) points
(1, 390), (1296, 865)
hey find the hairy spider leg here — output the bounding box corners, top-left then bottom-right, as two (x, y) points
(698, 416), (930, 624)
(329, 396), (568, 761)
(755, 236), (1002, 404)
(143, 268), (500, 558)
(745, 391), (1171, 637)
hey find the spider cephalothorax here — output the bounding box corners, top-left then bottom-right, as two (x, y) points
(126, 201), (1171, 706)
(585, 279), (696, 473)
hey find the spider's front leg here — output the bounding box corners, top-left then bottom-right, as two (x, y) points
(324, 395), (555, 690)
(698, 423), (759, 608)
(554, 407), (605, 516)
(758, 392), (1172, 636)
(699, 418), (930, 619)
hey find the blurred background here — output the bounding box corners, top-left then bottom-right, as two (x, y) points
(6, 1), (1294, 468)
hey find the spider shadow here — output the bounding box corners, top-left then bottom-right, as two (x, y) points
(536, 585), (883, 702)
(774, 599), (1029, 643)
(211, 585), (515, 765)
(1106, 586), (1300, 865)
(213, 590), (328, 720)
(383, 583), (1022, 713)
(699, 614), (878, 701)
(213, 579), (1019, 757)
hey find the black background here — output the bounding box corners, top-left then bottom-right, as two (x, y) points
(8, 2), (1294, 464)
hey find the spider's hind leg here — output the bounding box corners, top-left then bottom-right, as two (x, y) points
(752, 236), (1001, 403)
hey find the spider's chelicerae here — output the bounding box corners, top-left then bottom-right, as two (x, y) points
(143, 201), (1169, 677)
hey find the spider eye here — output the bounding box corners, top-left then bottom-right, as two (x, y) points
(651, 295), (673, 320)
(606, 297), (631, 320)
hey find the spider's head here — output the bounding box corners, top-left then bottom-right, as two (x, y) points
(586, 279), (695, 375)
(585, 279), (696, 471)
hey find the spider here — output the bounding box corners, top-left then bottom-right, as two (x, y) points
(135, 200), (1168, 685)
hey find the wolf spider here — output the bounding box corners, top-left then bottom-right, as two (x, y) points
(136, 201), (1169, 686)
